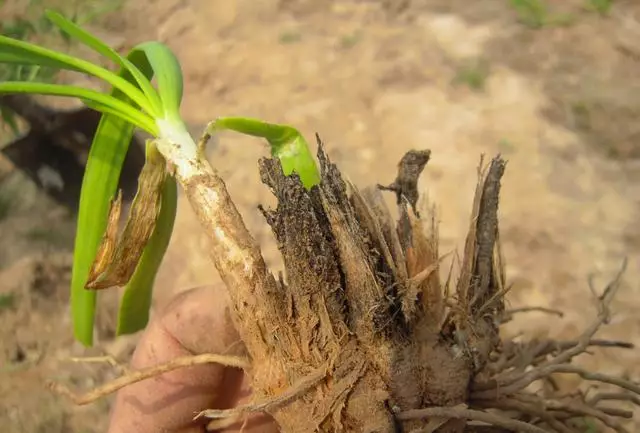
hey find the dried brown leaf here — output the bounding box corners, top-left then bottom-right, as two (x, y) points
(86, 142), (167, 290)
(86, 190), (123, 283)
(456, 155), (487, 304)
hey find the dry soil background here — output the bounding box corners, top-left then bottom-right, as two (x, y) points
(1, 0), (640, 432)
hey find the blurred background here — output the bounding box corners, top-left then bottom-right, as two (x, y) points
(1, 0), (639, 431)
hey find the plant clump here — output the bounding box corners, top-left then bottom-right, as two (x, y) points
(188, 141), (636, 433)
(50, 139), (640, 433)
(48, 142), (637, 432)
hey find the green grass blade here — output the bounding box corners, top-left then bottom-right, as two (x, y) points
(0, 81), (157, 134)
(44, 10), (163, 118)
(70, 50), (156, 347)
(132, 42), (183, 120)
(212, 117), (321, 189)
(116, 175), (177, 335)
(0, 34), (153, 115)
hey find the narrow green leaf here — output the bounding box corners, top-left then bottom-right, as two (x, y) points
(116, 175), (177, 335)
(0, 35), (83, 70)
(71, 114), (128, 346)
(211, 117), (321, 189)
(82, 99), (156, 135)
(0, 34), (153, 115)
(44, 10), (163, 118)
(0, 81), (157, 134)
(70, 50), (156, 347)
(132, 42), (183, 120)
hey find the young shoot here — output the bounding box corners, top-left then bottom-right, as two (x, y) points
(0, 10), (320, 346)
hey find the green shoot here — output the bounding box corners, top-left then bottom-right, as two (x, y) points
(509, 0), (574, 28)
(205, 117), (321, 190)
(453, 58), (490, 91)
(0, 293), (16, 312)
(0, 10), (320, 347)
(585, 0), (612, 15)
(279, 31), (302, 44)
(0, 11), (184, 346)
(340, 32), (362, 49)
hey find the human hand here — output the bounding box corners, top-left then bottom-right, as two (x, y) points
(107, 284), (278, 433)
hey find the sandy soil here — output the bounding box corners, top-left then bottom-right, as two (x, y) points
(1, 0), (639, 431)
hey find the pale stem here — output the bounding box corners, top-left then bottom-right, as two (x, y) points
(154, 119), (278, 356)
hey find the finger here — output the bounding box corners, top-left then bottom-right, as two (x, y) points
(107, 285), (247, 433)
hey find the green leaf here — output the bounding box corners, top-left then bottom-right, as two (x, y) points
(0, 34), (154, 115)
(70, 50), (156, 347)
(44, 10), (163, 118)
(116, 175), (177, 335)
(0, 81), (157, 134)
(132, 42), (183, 121)
(82, 99), (156, 135)
(210, 117), (321, 189)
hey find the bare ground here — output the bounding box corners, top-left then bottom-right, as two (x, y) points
(1, 0), (639, 431)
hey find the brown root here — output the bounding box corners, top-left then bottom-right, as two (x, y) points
(397, 405), (548, 433)
(195, 367), (327, 420)
(469, 259), (637, 433)
(46, 353), (249, 405)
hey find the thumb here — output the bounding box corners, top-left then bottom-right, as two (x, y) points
(107, 284), (275, 433)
